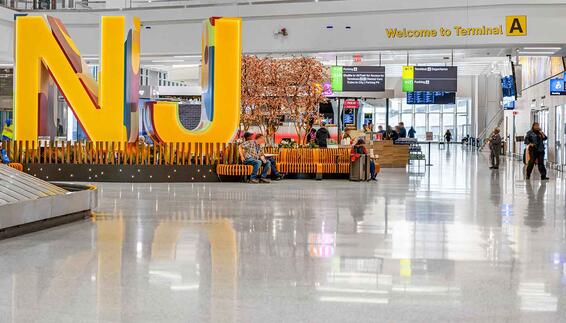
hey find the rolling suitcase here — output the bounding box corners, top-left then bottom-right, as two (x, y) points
(349, 155), (371, 181)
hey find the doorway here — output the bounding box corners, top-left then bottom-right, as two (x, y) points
(531, 107), (550, 165)
(555, 105), (564, 171)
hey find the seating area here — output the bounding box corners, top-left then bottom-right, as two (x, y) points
(216, 146), (368, 179)
(1, 140), (390, 181)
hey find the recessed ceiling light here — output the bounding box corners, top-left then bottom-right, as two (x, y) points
(523, 47), (561, 50)
(172, 64), (200, 68)
(151, 59), (184, 63)
(518, 51), (557, 55)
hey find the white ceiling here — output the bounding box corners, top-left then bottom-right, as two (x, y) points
(131, 47), (563, 82)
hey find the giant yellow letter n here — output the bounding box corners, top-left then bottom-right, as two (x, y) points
(14, 15), (140, 142)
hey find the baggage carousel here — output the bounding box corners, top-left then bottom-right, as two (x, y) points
(0, 164), (97, 240)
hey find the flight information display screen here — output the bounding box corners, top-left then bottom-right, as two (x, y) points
(406, 91), (456, 105)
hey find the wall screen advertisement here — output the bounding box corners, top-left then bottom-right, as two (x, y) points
(406, 91), (456, 105)
(402, 66), (458, 92)
(331, 66), (385, 92)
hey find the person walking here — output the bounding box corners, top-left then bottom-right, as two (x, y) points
(315, 122), (331, 148)
(444, 129), (452, 143)
(489, 128), (502, 170)
(408, 126), (416, 139)
(524, 122), (549, 180)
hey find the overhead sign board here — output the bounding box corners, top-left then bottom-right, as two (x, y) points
(406, 91), (456, 105)
(331, 66), (385, 92)
(402, 66), (457, 92)
(343, 99), (360, 109)
(385, 15), (527, 39)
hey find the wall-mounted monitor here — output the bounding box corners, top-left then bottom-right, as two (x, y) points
(501, 75), (517, 109)
(343, 109), (355, 124)
(550, 78), (566, 95)
(406, 91), (456, 105)
(331, 66), (385, 92)
(402, 66), (457, 92)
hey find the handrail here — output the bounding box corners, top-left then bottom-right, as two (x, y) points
(478, 108), (504, 140)
(477, 108), (504, 150)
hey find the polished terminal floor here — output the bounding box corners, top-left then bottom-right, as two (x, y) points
(0, 145), (565, 322)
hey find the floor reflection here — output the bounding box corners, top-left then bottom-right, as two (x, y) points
(0, 146), (565, 322)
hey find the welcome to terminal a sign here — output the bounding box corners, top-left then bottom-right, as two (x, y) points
(385, 16), (527, 39)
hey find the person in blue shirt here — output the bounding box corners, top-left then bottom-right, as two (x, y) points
(524, 122), (549, 180)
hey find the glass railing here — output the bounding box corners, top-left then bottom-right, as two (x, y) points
(2, 0), (329, 11)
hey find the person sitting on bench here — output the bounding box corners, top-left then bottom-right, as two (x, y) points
(239, 133), (271, 184)
(351, 138), (377, 181)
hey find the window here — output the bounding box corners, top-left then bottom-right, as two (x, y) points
(457, 115), (470, 141)
(457, 99), (468, 113)
(140, 68), (149, 86)
(442, 113), (454, 134)
(429, 114), (440, 141)
(388, 101), (400, 126)
(378, 98), (470, 141)
(414, 113), (427, 141)
(443, 104), (455, 113)
(401, 100), (413, 114)
(400, 113), (413, 129)
(158, 72), (168, 86)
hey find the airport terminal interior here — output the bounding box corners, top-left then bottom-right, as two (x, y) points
(0, 0), (566, 322)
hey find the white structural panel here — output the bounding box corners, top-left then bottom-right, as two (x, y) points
(0, 1), (564, 61)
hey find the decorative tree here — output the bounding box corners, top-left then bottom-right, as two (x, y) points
(241, 56), (286, 143)
(241, 55), (328, 145)
(282, 57), (328, 144)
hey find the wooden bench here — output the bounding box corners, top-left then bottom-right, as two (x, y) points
(215, 143), (254, 179)
(275, 148), (375, 178)
(217, 146), (380, 180)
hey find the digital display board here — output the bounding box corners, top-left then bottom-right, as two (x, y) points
(402, 66), (457, 92)
(331, 66), (385, 92)
(501, 75), (517, 109)
(550, 78), (566, 96)
(501, 75), (517, 98)
(343, 109), (355, 124)
(406, 91), (456, 105)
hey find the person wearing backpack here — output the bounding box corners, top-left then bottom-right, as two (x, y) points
(315, 122), (331, 148)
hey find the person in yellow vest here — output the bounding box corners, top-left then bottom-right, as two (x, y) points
(1, 119), (14, 141)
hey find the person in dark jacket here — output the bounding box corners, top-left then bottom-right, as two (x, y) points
(444, 129), (452, 143)
(398, 122), (407, 138)
(524, 122), (549, 180)
(385, 126), (399, 141)
(489, 128), (502, 170)
(351, 138), (377, 181)
(315, 122), (331, 148)
(408, 127), (416, 139)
